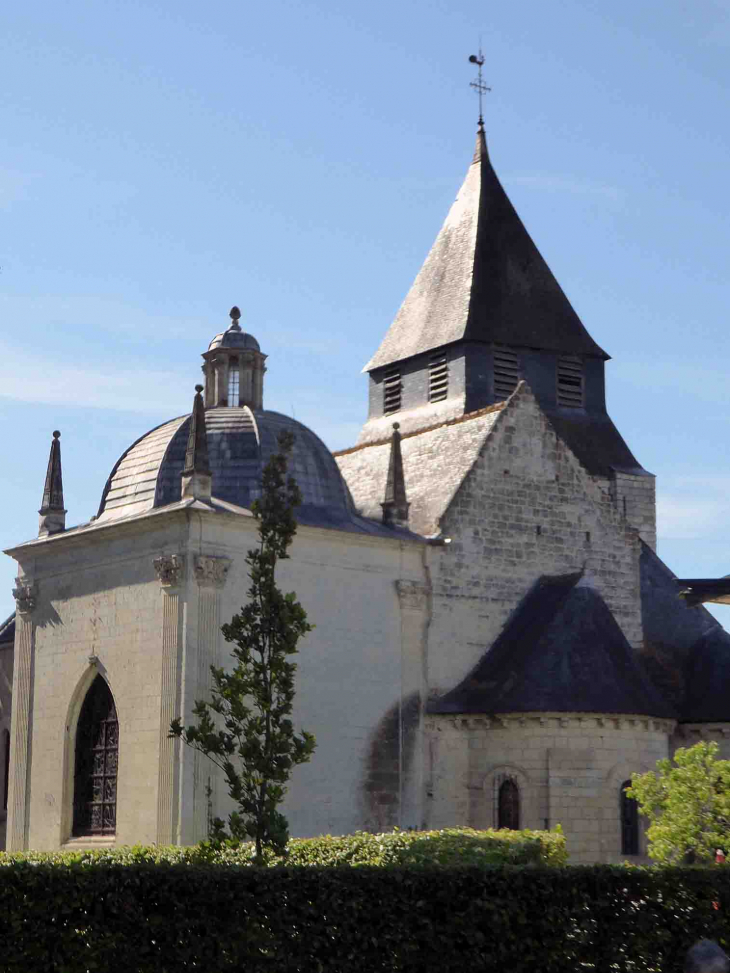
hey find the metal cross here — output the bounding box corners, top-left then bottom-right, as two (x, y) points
(468, 50), (491, 125)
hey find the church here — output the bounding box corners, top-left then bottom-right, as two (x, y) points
(2, 118), (729, 863)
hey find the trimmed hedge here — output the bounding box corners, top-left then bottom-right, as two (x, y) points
(0, 826), (567, 868)
(0, 861), (730, 970)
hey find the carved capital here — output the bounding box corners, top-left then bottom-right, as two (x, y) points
(12, 580), (36, 615)
(194, 555), (231, 589)
(395, 579), (429, 611)
(154, 554), (186, 588)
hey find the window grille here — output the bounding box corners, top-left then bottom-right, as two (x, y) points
(497, 777), (520, 830)
(73, 676), (118, 836)
(620, 780), (639, 855)
(428, 353), (449, 403)
(383, 367), (402, 416)
(2, 729), (8, 812)
(494, 349), (520, 400)
(557, 357), (584, 408)
(228, 362), (240, 407)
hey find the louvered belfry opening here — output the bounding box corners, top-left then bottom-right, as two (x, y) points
(494, 348), (520, 400)
(428, 353), (448, 403)
(557, 357), (584, 408)
(383, 366), (402, 415)
(620, 780), (639, 855)
(73, 675), (118, 837)
(497, 777), (520, 830)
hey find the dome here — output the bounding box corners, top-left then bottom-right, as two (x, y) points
(207, 324), (261, 352)
(97, 407), (353, 525)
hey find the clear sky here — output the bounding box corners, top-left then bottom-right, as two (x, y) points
(2, 0), (730, 624)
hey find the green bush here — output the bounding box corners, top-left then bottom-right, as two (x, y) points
(0, 860), (729, 971)
(0, 826), (567, 868)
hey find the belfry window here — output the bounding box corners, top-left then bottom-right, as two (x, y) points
(2, 729), (9, 812)
(73, 676), (118, 837)
(494, 349), (520, 400)
(228, 360), (240, 407)
(497, 777), (520, 830)
(557, 357), (584, 408)
(428, 353), (448, 403)
(620, 780), (639, 856)
(383, 367), (402, 415)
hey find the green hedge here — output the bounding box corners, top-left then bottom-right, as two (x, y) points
(1, 861), (730, 971)
(0, 826), (567, 867)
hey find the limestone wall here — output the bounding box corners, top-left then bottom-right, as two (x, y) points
(427, 385), (644, 695)
(426, 712), (672, 863)
(609, 471), (656, 553)
(0, 644), (13, 850)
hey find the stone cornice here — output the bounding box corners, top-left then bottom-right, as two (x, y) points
(425, 712), (676, 735)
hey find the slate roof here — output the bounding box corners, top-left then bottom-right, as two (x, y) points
(639, 542), (730, 723)
(429, 572), (673, 718)
(0, 614), (15, 646)
(365, 126), (608, 372)
(94, 407), (417, 540)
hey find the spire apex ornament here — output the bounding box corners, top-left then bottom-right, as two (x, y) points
(38, 429), (66, 537)
(229, 305), (242, 332)
(468, 49), (490, 128)
(181, 385), (212, 501)
(381, 422), (410, 529)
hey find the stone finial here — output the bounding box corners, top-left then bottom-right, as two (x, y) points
(13, 580), (37, 615)
(38, 430), (66, 537)
(229, 306), (242, 332)
(154, 554), (186, 588)
(381, 422), (410, 529)
(181, 386), (212, 501)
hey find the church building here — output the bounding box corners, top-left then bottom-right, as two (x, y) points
(2, 119), (728, 862)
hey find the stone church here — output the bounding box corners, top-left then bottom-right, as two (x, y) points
(1, 121), (728, 863)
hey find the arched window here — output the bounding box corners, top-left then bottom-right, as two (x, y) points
(2, 729), (9, 812)
(73, 676), (118, 836)
(228, 361), (240, 406)
(498, 777), (520, 830)
(621, 780), (639, 855)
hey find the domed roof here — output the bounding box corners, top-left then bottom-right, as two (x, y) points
(207, 323), (260, 352)
(97, 408), (353, 525)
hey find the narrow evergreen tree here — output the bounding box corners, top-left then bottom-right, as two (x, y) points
(171, 431), (316, 861)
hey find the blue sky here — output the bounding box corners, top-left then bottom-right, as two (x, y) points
(2, 0), (730, 623)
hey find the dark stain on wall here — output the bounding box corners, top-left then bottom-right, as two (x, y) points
(362, 691), (420, 831)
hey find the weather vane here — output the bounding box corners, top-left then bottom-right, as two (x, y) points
(468, 48), (490, 126)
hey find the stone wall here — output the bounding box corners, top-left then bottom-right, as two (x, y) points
(610, 471), (657, 552)
(426, 712), (672, 863)
(0, 643), (13, 850)
(426, 384), (644, 694)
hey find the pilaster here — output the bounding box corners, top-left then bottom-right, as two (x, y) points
(154, 555), (186, 845)
(193, 554), (231, 840)
(7, 580), (36, 851)
(395, 579), (430, 830)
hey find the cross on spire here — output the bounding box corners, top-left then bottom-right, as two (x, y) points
(468, 49), (491, 127)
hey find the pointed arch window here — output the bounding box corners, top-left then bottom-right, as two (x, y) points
(621, 780), (639, 855)
(73, 676), (118, 837)
(498, 777), (520, 830)
(227, 358), (240, 407)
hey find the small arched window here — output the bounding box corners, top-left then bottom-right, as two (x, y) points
(498, 777), (520, 830)
(73, 676), (118, 836)
(621, 780), (639, 855)
(228, 361), (240, 407)
(2, 729), (9, 812)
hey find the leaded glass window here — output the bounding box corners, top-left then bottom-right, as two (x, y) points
(73, 676), (118, 836)
(228, 361), (240, 406)
(498, 777), (520, 830)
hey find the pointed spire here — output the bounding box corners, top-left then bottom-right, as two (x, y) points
(38, 430), (66, 537)
(381, 422), (410, 528)
(472, 119), (488, 165)
(181, 385), (212, 501)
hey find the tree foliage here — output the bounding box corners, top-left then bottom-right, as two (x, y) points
(628, 741), (730, 864)
(171, 430), (316, 861)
